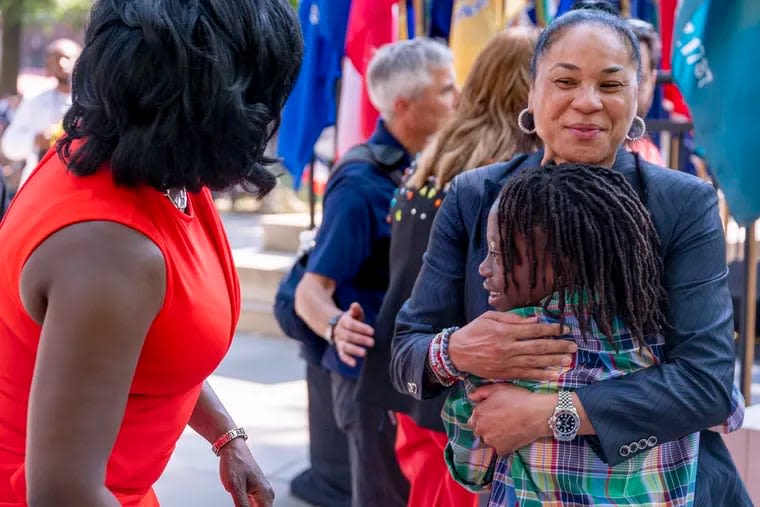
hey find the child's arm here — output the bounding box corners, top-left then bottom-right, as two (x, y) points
(441, 378), (497, 492)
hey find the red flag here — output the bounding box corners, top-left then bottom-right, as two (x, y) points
(343, 0), (397, 141)
(659, 0), (690, 119)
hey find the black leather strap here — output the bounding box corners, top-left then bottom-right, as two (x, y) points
(329, 143), (407, 185)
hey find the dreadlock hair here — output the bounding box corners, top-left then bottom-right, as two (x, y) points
(496, 162), (668, 347)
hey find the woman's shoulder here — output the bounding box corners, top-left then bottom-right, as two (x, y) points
(638, 160), (718, 222)
(639, 158), (714, 195)
(451, 154), (533, 191)
(3, 152), (168, 259)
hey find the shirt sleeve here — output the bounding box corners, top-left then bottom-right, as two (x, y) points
(1, 95), (38, 162)
(306, 171), (375, 284)
(442, 380), (496, 492)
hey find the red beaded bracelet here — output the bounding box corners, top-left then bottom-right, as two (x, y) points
(427, 332), (457, 386)
(212, 427), (248, 456)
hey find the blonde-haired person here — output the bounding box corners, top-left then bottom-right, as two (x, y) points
(407, 27), (541, 191)
(356, 26), (541, 507)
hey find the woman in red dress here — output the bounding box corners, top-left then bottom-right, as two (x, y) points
(0, 1), (303, 506)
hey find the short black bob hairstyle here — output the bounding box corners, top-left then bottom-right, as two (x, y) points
(57, 0), (304, 197)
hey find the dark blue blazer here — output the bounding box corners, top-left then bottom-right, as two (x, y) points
(390, 148), (751, 506)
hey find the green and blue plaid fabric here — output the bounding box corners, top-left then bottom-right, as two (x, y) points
(442, 292), (744, 506)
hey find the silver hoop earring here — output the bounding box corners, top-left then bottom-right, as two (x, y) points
(517, 108), (536, 134)
(626, 116), (647, 142)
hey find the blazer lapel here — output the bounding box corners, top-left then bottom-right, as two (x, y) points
(612, 147), (638, 184)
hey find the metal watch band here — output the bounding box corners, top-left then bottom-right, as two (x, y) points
(212, 427), (248, 456)
(558, 390), (575, 410)
(548, 390), (581, 442)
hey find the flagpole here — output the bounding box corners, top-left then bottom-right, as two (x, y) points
(496, 0), (505, 30)
(740, 221), (757, 402)
(398, 0), (409, 40)
(413, 0), (424, 36)
(621, 0), (631, 18)
(308, 152), (317, 230)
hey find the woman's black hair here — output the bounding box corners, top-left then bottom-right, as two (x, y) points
(571, 0), (620, 16)
(530, 3), (642, 82)
(496, 163), (668, 347)
(57, 0), (304, 196)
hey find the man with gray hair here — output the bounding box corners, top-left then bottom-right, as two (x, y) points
(294, 37), (457, 507)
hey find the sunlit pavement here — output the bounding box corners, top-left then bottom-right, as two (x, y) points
(155, 334), (312, 507)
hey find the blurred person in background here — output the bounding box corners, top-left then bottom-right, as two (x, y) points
(1, 38), (81, 187)
(294, 37), (458, 507)
(356, 27), (541, 507)
(0, 168), (8, 218)
(625, 17), (666, 165)
(0, 94), (21, 134)
(0, 95), (23, 201)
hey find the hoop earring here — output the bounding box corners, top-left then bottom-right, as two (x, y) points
(626, 116), (647, 142)
(517, 108), (536, 134)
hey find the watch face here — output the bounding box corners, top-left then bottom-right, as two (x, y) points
(554, 410), (580, 441)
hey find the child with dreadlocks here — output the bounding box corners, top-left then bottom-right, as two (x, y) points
(439, 162), (744, 506)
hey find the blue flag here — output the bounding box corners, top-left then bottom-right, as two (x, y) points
(278, 0), (352, 189)
(430, 0), (454, 40)
(672, 1), (760, 225)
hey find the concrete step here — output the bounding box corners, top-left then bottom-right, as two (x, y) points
(238, 299), (286, 337)
(260, 213), (320, 253)
(233, 249), (298, 338)
(234, 248), (296, 304)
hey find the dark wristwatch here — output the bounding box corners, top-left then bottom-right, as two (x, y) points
(324, 312), (343, 344)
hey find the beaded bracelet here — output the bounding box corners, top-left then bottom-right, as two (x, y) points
(439, 326), (465, 379)
(427, 333), (457, 386)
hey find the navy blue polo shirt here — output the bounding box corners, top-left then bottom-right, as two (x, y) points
(306, 121), (412, 379)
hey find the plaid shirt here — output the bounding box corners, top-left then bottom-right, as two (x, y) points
(442, 293), (745, 506)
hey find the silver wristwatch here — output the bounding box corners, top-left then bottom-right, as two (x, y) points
(548, 391), (581, 441)
(323, 313), (342, 344)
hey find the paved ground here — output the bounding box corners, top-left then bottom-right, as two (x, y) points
(154, 333), (312, 507)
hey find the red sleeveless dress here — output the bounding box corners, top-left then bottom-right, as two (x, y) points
(0, 148), (240, 506)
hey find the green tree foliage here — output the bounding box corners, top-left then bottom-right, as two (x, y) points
(0, 0), (91, 94)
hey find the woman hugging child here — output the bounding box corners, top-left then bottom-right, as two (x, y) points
(441, 162), (744, 506)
